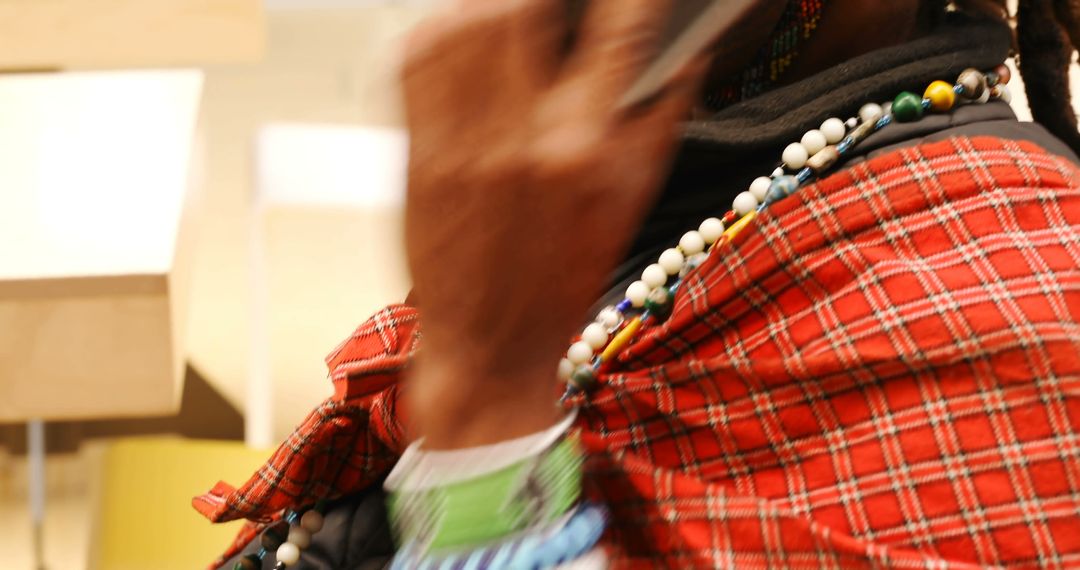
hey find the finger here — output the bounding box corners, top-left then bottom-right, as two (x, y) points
(570, 0), (674, 99)
(510, 0), (571, 87)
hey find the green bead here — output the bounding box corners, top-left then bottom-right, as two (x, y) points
(570, 365), (597, 392)
(644, 287), (674, 321)
(892, 91), (924, 123)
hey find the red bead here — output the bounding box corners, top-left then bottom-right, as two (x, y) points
(721, 210), (738, 225)
(994, 64), (1011, 85)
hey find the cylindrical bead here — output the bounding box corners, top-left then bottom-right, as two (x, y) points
(722, 210), (758, 242)
(806, 146), (840, 173)
(600, 317), (643, 362)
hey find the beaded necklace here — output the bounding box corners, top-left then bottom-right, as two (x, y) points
(558, 65), (1014, 401)
(239, 65), (1012, 570)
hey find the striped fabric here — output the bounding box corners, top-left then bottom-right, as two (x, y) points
(196, 136), (1080, 568)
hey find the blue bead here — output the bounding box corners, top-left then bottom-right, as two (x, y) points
(953, 83), (964, 94)
(837, 138), (853, 154)
(921, 98), (932, 109)
(615, 299), (632, 312)
(796, 167), (812, 183)
(876, 115), (892, 130)
(765, 175), (799, 205)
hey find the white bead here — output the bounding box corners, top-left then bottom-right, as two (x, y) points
(557, 358), (574, 380)
(582, 323), (609, 350)
(596, 307), (622, 329)
(820, 118), (846, 144)
(658, 248), (685, 275)
(301, 510), (324, 533)
(277, 543), (301, 566)
(782, 142), (809, 170)
(626, 280), (650, 308)
(567, 340), (593, 365)
(698, 218), (725, 244)
(845, 117), (858, 129)
(976, 88), (991, 104)
(679, 231), (706, 256)
(732, 191), (758, 216)
(772, 167), (785, 178)
(288, 526), (312, 549)
(800, 130), (827, 156)
(748, 176), (772, 202)
(641, 263), (667, 288)
(859, 103), (883, 124)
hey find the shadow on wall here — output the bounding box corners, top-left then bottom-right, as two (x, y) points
(0, 365), (244, 454)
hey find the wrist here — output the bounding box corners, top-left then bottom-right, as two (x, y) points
(405, 349), (563, 450)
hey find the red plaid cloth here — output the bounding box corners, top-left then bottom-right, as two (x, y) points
(196, 136), (1080, 568)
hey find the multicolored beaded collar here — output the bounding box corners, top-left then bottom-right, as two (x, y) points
(707, 0), (826, 109)
(559, 65), (1014, 401)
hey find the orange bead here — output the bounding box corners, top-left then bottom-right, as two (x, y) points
(994, 64), (1012, 85)
(924, 80), (956, 112)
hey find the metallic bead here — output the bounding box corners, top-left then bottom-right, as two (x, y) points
(891, 91), (924, 122)
(924, 80), (956, 112)
(957, 68), (987, 100)
(806, 146), (840, 173)
(569, 365), (598, 392)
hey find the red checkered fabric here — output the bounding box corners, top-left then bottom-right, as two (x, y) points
(195, 136), (1080, 568)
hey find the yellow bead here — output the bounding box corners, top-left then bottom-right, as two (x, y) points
(924, 80), (956, 112)
(600, 317), (643, 363)
(722, 210), (758, 241)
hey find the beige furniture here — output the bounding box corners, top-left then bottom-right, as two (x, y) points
(0, 0), (263, 71)
(0, 70), (203, 423)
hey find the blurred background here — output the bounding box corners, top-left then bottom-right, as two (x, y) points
(0, 0), (1069, 568)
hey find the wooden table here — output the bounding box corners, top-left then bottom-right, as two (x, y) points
(0, 69), (203, 569)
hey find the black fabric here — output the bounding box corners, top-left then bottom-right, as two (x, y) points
(216, 485), (394, 570)
(621, 12), (1015, 283)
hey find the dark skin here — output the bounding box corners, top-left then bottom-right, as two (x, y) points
(402, 0), (924, 450)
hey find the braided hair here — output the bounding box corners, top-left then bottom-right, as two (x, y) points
(941, 0), (1080, 153)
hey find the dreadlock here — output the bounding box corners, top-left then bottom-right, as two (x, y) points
(939, 0), (1080, 154)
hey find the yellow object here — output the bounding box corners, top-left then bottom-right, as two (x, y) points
(723, 210), (759, 241)
(924, 80), (956, 112)
(601, 316), (643, 362)
(88, 437), (271, 570)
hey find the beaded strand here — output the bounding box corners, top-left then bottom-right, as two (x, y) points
(559, 66), (1013, 400)
(233, 503), (326, 570)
